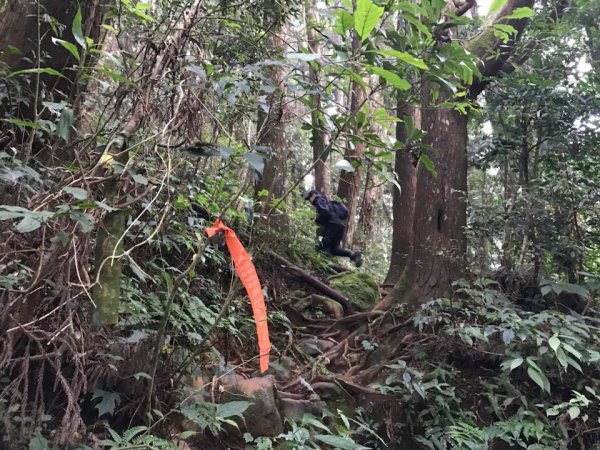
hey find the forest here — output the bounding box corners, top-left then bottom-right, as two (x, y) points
(0, 0), (599, 448)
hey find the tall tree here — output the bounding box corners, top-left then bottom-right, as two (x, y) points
(306, 3), (331, 196)
(380, 0), (537, 308)
(254, 31), (290, 222)
(336, 31), (366, 246)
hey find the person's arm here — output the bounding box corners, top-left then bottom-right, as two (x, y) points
(314, 197), (332, 225)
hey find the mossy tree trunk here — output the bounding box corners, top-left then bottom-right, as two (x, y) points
(92, 0), (204, 326)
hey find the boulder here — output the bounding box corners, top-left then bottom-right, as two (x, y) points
(329, 272), (379, 311)
(292, 294), (344, 319)
(220, 375), (283, 436)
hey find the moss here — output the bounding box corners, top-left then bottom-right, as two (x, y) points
(329, 272), (379, 311)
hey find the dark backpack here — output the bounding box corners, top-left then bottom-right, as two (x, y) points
(330, 200), (349, 220)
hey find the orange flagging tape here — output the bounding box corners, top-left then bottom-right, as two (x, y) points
(205, 219), (271, 373)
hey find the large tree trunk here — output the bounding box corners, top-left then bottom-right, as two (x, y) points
(380, 0), (537, 308)
(381, 88), (467, 309)
(384, 105), (420, 285)
(336, 34), (365, 247)
(306, 3), (331, 197)
(0, 0), (106, 160)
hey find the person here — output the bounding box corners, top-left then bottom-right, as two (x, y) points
(303, 189), (363, 267)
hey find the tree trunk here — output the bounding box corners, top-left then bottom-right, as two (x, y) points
(0, 0), (105, 114)
(306, 3), (331, 196)
(336, 33), (365, 247)
(92, 0), (204, 326)
(381, 86), (468, 309)
(384, 105), (420, 285)
(255, 32), (289, 222)
(380, 0), (538, 308)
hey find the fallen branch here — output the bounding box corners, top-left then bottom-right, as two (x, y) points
(267, 251), (355, 314)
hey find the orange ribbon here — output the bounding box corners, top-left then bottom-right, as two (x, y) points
(205, 219), (271, 373)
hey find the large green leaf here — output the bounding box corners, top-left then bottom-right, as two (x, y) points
(488, 0), (509, 15)
(335, 10), (355, 34)
(215, 401), (252, 419)
(378, 49), (428, 69)
(72, 6), (86, 48)
(526, 366), (550, 392)
(353, 0), (384, 40)
(52, 38), (81, 60)
(503, 6), (534, 19)
(8, 68), (66, 79)
(315, 435), (364, 450)
(92, 389), (121, 417)
(368, 66), (410, 90)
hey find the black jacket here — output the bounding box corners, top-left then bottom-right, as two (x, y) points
(311, 195), (345, 227)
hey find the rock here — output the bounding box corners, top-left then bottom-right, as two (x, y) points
(329, 272), (380, 311)
(280, 398), (327, 422)
(297, 338), (336, 356)
(220, 375), (283, 436)
(291, 294), (344, 319)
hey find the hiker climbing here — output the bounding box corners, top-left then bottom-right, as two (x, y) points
(303, 190), (363, 267)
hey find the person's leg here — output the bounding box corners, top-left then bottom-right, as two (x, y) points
(326, 224), (353, 258)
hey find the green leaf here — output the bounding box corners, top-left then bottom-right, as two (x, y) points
(63, 186), (88, 200)
(568, 406), (581, 420)
(92, 389), (121, 417)
(368, 66), (410, 90)
(243, 152), (265, 174)
(122, 426), (147, 443)
(72, 6), (86, 48)
(52, 38), (80, 60)
(548, 335), (561, 352)
(378, 49), (428, 69)
(215, 401), (251, 419)
(419, 154), (436, 175)
(8, 68), (66, 79)
(503, 7), (534, 19)
(301, 415), (331, 432)
(180, 431), (198, 439)
(506, 356), (523, 371)
(488, 0), (509, 15)
(315, 434), (363, 450)
(335, 10), (355, 34)
(16, 215), (44, 233)
(562, 343), (582, 360)
(57, 107), (74, 141)
(353, 0), (384, 40)
(527, 367), (550, 393)
(2, 118), (41, 129)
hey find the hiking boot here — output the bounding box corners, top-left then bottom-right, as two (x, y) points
(351, 251), (363, 268)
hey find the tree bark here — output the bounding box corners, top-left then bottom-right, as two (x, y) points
(384, 105), (420, 285)
(380, 0), (539, 308)
(382, 86), (468, 309)
(0, 0), (106, 119)
(336, 33), (365, 247)
(255, 32), (289, 222)
(306, 3), (331, 196)
(92, 0), (204, 326)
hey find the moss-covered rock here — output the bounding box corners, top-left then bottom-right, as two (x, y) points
(329, 272), (379, 311)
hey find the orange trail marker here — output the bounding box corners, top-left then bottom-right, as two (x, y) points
(205, 219), (271, 373)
